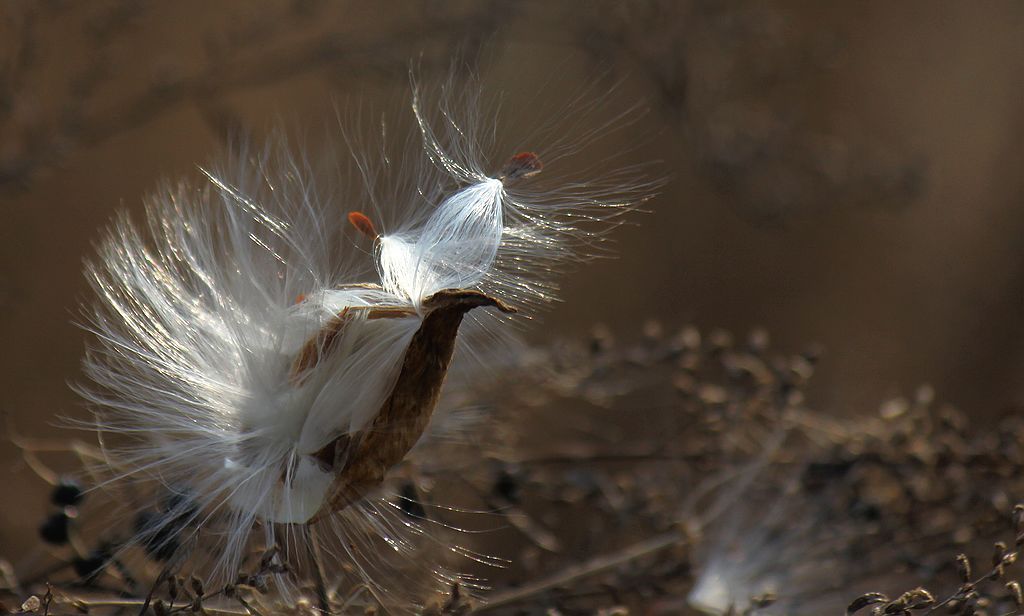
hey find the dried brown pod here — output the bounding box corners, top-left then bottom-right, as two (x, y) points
(312, 289), (513, 519)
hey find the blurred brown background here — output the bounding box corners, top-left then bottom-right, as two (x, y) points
(2, 0), (1023, 562)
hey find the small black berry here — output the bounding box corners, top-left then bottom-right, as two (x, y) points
(51, 479), (84, 507)
(38, 511), (71, 545)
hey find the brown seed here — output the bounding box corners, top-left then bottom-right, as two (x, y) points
(500, 152), (543, 182)
(348, 211), (379, 240)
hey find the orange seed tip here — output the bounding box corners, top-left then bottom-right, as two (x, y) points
(501, 152), (543, 182)
(348, 211), (379, 240)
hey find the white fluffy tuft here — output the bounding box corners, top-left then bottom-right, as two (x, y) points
(75, 74), (655, 606)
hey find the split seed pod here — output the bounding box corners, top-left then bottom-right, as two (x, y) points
(76, 75), (654, 603)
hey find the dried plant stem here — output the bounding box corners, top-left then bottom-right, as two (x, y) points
(71, 598), (248, 615)
(138, 564), (172, 616)
(475, 529), (686, 612)
(302, 525), (331, 615)
(923, 559), (1020, 615)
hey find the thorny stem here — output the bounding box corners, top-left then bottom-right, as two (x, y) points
(303, 525), (331, 615)
(474, 529), (687, 612)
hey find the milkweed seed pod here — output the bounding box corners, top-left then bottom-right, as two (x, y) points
(76, 74), (656, 606)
